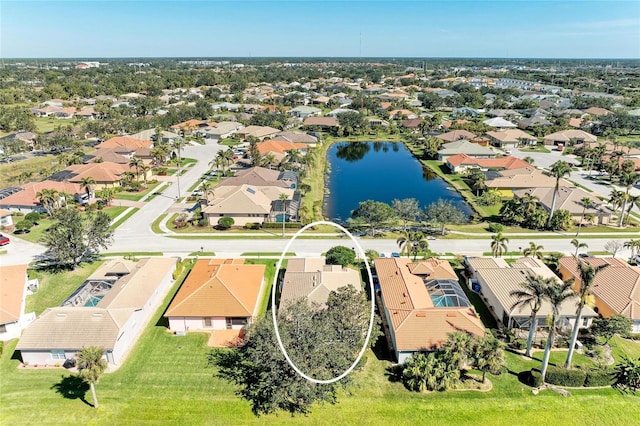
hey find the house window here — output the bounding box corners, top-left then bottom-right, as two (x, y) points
(582, 318), (589, 327)
(51, 350), (65, 360)
(226, 317), (247, 329)
(0, 324), (6, 333)
(204, 317), (213, 327)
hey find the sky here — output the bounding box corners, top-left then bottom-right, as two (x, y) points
(1, 0), (639, 59)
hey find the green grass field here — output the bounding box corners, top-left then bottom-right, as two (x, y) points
(3, 262), (640, 425)
(0, 155), (59, 188)
(114, 182), (160, 201)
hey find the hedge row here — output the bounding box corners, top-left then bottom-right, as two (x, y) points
(262, 222), (302, 229)
(522, 367), (614, 388)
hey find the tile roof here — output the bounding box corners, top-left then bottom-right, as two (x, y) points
(97, 136), (152, 150)
(543, 129), (597, 143)
(436, 130), (476, 142)
(374, 257), (485, 352)
(447, 153), (531, 170)
(219, 167), (294, 188)
(467, 256), (595, 319)
(165, 259), (265, 317)
(203, 185), (275, 215)
(513, 186), (609, 215)
(559, 257), (640, 320)
(483, 117), (517, 128)
(303, 116), (340, 127)
(0, 264), (27, 325)
(438, 140), (495, 157)
(238, 125), (281, 138)
(255, 140), (308, 156)
(486, 167), (573, 189)
(64, 162), (133, 184)
(280, 258), (361, 308)
(272, 131), (318, 144)
(0, 181), (83, 208)
(486, 129), (536, 143)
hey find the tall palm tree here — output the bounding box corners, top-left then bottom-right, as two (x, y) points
(570, 238), (588, 257)
(540, 279), (576, 382)
(171, 139), (186, 165)
(510, 274), (552, 357)
(609, 189), (626, 216)
(545, 160), (572, 228)
(77, 346), (108, 408)
(491, 232), (509, 257)
(519, 192), (539, 217)
(576, 196), (594, 236)
(278, 192), (288, 237)
(618, 172), (640, 227)
(139, 163), (151, 187)
(262, 152), (277, 169)
(565, 257), (609, 368)
(79, 176), (96, 199)
(624, 239), (640, 259)
(522, 241), (544, 259)
(397, 231), (429, 261)
(285, 149), (302, 169)
(624, 195), (640, 225)
(36, 188), (59, 215)
(128, 156), (143, 183)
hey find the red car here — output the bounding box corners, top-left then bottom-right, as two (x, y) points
(0, 234), (10, 246)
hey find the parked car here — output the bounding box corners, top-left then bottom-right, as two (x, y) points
(391, 252), (400, 258)
(0, 234), (10, 246)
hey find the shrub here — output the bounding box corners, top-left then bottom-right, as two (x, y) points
(197, 218), (208, 227)
(14, 219), (34, 233)
(12, 212), (24, 217)
(325, 246), (356, 266)
(545, 366), (587, 387)
(488, 223), (504, 233)
(243, 222), (261, 230)
(217, 217), (235, 230)
(613, 355), (640, 392)
(585, 367), (614, 387)
(24, 212), (40, 223)
(511, 339), (526, 350)
(262, 222), (301, 229)
(525, 369), (543, 387)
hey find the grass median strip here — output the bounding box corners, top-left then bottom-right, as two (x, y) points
(109, 208), (139, 230)
(241, 252), (296, 257)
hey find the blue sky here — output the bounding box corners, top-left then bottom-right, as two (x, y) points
(1, 1), (639, 58)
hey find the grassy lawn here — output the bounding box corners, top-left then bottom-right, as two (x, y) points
(240, 252), (296, 257)
(0, 154), (58, 188)
(102, 206), (127, 220)
(33, 116), (61, 133)
(25, 261), (103, 316)
(151, 213), (167, 234)
(114, 182), (160, 201)
(187, 251), (217, 256)
(3, 264), (640, 424)
(220, 139), (241, 147)
(300, 144), (329, 223)
(245, 258), (279, 317)
(109, 207), (139, 230)
(101, 251), (164, 257)
(520, 145), (551, 153)
(12, 218), (55, 244)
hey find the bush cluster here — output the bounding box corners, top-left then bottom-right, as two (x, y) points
(262, 222), (302, 229)
(545, 367), (587, 387)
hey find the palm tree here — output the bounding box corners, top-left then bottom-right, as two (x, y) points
(171, 139), (185, 165)
(79, 176), (96, 200)
(77, 346), (108, 408)
(565, 257), (609, 368)
(618, 172), (640, 227)
(139, 163), (151, 187)
(510, 274), (553, 357)
(128, 156), (143, 183)
(545, 160), (572, 228)
(576, 196), (594, 236)
(519, 192), (539, 217)
(570, 238), (588, 257)
(473, 335), (506, 383)
(285, 149), (302, 169)
(624, 239), (640, 259)
(96, 187), (115, 206)
(624, 195), (640, 225)
(540, 279), (576, 382)
(522, 241), (544, 259)
(491, 232), (509, 257)
(397, 231), (429, 261)
(262, 152), (277, 169)
(36, 188), (60, 215)
(279, 192), (289, 237)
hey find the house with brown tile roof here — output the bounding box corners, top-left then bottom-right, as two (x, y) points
(389, 109), (418, 120)
(170, 119), (209, 134)
(558, 257), (640, 333)
(0, 264), (35, 341)
(219, 167), (298, 189)
(513, 186), (612, 225)
(486, 129), (537, 149)
(237, 125), (281, 140)
(97, 136), (152, 150)
(303, 116), (340, 129)
(165, 259), (266, 346)
(271, 131), (318, 146)
(446, 153), (531, 173)
(255, 140), (309, 163)
(466, 257), (596, 331)
(543, 129), (597, 146)
(584, 107), (612, 117)
(0, 181), (84, 213)
(17, 257), (176, 366)
(436, 129), (476, 143)
(279, 258), (361, 309)
(82, 148), (130, 164)
(374, 257), (485, 363)
(485, 167), (573, 196)
(59, 162), (136, 189)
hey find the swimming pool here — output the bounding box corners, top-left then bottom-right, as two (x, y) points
(84, 295), (104, 307)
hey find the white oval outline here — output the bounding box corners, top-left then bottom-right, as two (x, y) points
(271, 220), (375, 384)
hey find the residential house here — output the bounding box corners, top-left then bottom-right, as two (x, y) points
(0, 181), (84, 213)
(558, 257), (640, 333)
(17, 258), (177, 366)
(219, 167), (298, 189)
(130, 129), (182, 143)
(255, 140), (309, 163)
(486, 129), (537, 149)
(97, 136), (152, 151)
(0, 209), (13, 228)
(279, 258), (361, 308)
(401, 118), (423, 131)
(82, 148), (131, 164)
(543, 129), (597, 147)
(52, 162), (141, 189)
(485, 167), (573, 196)
(436, 130), (476, 143)
(446, 153), (531, 173)
(303, 116), (340, 130)
(375, 257), (485, 363)
(583, 107), (612, 117)
(165, 259), (266, 346)
(517, 115), (553, 130)
(0, 264), (35, 341)
(513, 186), (612, 225)
(201, 184), (297, 226)
(466, 257), (596, 331)
(287, 105), (322, 119)
(389, 109), (418, 120)
(483, 117), (517, 128)
(170, 119), (211, 135)
(200, 121), (244, 141)
(272, 131), (319, 146)
(237, 125), (281, 141)
(451, 107), (480, 118)
(437, 140), (496, 161)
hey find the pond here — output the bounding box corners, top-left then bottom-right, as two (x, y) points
(324, 141), (473, 222)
